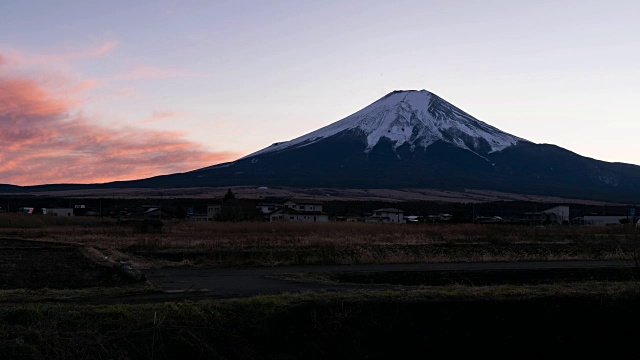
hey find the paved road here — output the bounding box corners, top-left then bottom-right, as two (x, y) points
(142, 260), (633, 299)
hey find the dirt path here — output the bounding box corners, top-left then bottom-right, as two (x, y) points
(2, 237), (634, 304)
(139, 260), (634, 300)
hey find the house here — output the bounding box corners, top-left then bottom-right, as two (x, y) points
(188, 204), (221, 222)
(257, 202), (282, 214)
(257, 199), (328, 222)
(283, 200), (324, 213)
(543, 206), (570, 223)
(268, 207), (329, 222)
(45, 208), (74, 217)
(524, 206), (570, 225)
(366, 208), (405, 224)
(125, 205), (173, 220)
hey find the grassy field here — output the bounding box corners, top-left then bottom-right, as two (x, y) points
(1, 214), (640, 358)
(2, 285), (640, 359)
(1, 214), (638, 267)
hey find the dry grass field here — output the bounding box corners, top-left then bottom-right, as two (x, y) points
(1, 214), (638, 267)
(1, 214), (639, 359)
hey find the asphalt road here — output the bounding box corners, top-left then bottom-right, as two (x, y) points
(142, 260), (633, 299)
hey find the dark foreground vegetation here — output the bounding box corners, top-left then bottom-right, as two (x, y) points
(2, 288), (640, 359)
(1, 214), (639, 359)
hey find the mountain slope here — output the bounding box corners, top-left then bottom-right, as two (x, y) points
(247, 90), (526, 159)
(3, 90), (639, 203)
(182, 90), (639, 203)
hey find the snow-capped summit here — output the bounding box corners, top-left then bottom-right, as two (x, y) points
(162, 88), (640, 204)
(246, 89), (528, 159)
(10, 88), (639, 204)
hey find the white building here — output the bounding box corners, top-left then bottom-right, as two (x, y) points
(543, 206), (570, 223)
(257, 202), (281, 214)
(366, 208), (405, 224)
(188, 204), (221, 222)
(266, 199), (328, 222)
(283, 200), (323, 213)
(269, 207), (329, 222)
(525, 205), (570, 224)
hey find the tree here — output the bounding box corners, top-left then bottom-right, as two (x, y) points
(223, 189), (236, 203)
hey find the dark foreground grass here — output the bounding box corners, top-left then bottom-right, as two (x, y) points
(2, 283), (640, 359)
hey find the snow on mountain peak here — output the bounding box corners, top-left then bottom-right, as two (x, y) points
(245, 90), (528, 158)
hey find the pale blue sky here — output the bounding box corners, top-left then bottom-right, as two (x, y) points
(1, 0), (638, 183)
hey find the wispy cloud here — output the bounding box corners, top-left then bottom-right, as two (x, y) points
(0, 63), (239, 186)
(1, 41), (200, 91)
(139, 110), (183, 124)
(109, 66), (200, 81)
(27, 40), (119, 64)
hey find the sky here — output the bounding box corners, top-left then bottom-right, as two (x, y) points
(1, 0), (639, 186)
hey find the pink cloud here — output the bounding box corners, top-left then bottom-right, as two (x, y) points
(139, 110), (183, 124)
(0, 70), (239, 186)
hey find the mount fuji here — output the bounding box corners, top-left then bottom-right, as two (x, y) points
(245, 90), (526, 159)
(3, 90), (640, 203)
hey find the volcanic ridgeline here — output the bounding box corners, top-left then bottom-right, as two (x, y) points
(3, 90), (640, 203)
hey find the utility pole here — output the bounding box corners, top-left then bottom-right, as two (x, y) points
(472, 204), (476, 223)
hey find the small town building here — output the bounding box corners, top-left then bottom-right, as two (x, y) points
(524, 206), (570, 225)
(188, 204), (221, 222)
(256, 199), (328, 222)
(125, 205), (173, 220)
(46, 208), (74, 217)
(283, 200), (324, 213)
(366, 208), (405, 224)
(575, 216), (627, 226)
(269, 207), (329, 222)
(257, 202), (282, 214)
